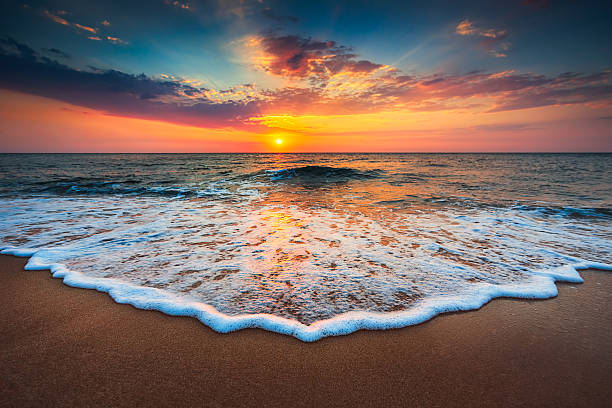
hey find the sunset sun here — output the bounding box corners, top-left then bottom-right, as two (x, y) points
(275, 138), (283, 145)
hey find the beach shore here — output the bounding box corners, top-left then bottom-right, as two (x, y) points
(1, 254), (610, 407)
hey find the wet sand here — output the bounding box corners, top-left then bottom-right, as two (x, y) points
(1, 254), (611, 407)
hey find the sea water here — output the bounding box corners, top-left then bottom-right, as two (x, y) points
(0, 153), (610, 341)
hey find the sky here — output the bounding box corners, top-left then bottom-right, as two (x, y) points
(0, 0), (610, 152)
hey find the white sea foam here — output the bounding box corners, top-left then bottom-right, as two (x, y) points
(1, 245), (610, 341)
(1, 193), (610, 341)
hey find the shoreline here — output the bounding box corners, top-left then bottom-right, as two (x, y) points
(5, 249), (607, 342)
(1, 254), (611, 407)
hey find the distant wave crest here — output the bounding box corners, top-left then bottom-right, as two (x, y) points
(9, 178), (228, 199)
(514, 205), (612, 219)
(261, 165), (384, 183)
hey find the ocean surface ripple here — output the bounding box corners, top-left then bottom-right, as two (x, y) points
(1, 153), (610, 341)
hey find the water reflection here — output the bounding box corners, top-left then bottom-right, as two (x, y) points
(0, 153), (610, 326)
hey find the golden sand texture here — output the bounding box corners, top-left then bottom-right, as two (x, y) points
(1, 254), (611, 407)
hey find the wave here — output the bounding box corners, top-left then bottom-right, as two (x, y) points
(65, 183), (200, 198)
(2, 245), (610, 342)
(258, 165), (385, 183)
(514, 205), (612, 219)
(3, 166), (386, 197)
(0, 178), (235, 199)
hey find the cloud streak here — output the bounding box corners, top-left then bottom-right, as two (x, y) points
(41, 9), (126, 45)
(243, 33), (610, 116)
(456, 19), (510, 57)
(0, 38), (260, 128)
(106, 36), (128, 45)
(164, 0), (190, 10)
(74, 23), (97, 33)
(43, 10), (70, 26)
(1, 36), (610, 132)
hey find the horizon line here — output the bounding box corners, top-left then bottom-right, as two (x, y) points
(1, 152), (611, 155)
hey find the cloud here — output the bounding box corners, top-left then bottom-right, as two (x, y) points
(456, 19), (510, 57)
(252, 58), (611, 117)
(42, 48), (71, 59)
(74, 23), (97, 33)
(456, 19), (477, 36)
(456, 19), (507, 41)
(164, 0), (190, 10)
(44, 10), (98, 34)
(0, 37), (38, 60)
(486, 74), (612, 112)
(43, 10), (70, 26)
(245, 33), (384, 86)
(0, 38), (261, 129)
(106, 36), (128, 45)
(1, 37), (610, 131)
(40, 8), (125, 45)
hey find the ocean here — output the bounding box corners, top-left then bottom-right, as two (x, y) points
(0, 153), (610, 341)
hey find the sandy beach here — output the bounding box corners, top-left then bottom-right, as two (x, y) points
(1, 254), (610, 407)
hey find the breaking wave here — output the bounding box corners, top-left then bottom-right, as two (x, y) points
(1, 153), (610, 341)
(258, 165), (384, 183)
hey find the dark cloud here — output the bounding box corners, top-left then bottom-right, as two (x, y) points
(0, 37), (38, 60)
(255, 33), (383, 85)
(0, 37), (260, 128)
(42, 47), (70, 58)
(1, 36), (610, 129)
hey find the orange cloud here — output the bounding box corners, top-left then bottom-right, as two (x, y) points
(42, 9), (109, 40)
(2, 36), (611, 143)
(43, 10), (70, 26)
(74, 23), (97, 33)
(2, 88), (610, 153)
(456, 19), (510, 57)
(456, 19), (477, 36)
(165, 0), (190, 10)
(106, 36), (127, 45)
(244, 34), (384, 86)
(0, 90), (265, 152)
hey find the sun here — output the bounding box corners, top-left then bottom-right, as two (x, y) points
(275, 138), (283, 145)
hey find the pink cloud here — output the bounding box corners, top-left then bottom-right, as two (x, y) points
(1, 36), (610, 132)
(250, 34), (383, 85)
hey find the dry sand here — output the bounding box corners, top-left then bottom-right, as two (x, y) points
(1, 254), (611, 407)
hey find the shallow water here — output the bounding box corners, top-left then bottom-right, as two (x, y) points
(0, 153), (610, 340)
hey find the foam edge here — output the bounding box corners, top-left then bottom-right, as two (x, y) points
(2, 246), (611, 342)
